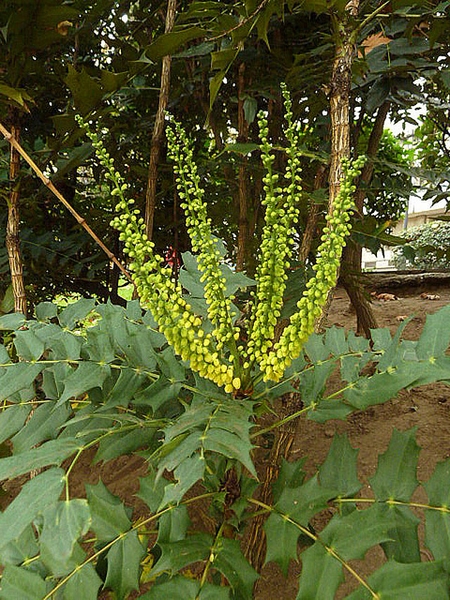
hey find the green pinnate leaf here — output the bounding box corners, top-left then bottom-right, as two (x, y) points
(140, 575), (230, 600)
(0, 525), (38, 567)
(35, 301), (58, 322)
(272, 457), (306, 503)
(0, 565), (47, 599)
(40, 500), (91, 576)
(85, 481), (131, 543)
(0, 438), (79, 479)
(57, 362), (111, 406)
(0, 363), (44, 402)
(13, 329), (45, 361)
(61, 561), (103, 600)
(265, 475), (337, 575)
(296, 543), (343, 599)
(416, 304), (450, 361)
(213, 538), (259, 600)
(0, 468), (65, 551)
(374, 504), (420, 563)
(160, 455), (206, 507)
(58, 298), (96, 330)
(345, 559), (449, 600)
(424, 459), (450, 561)
(150, 533), (213, 577)
(105, 531), (145, 599)
(11, 403), (71, 452)
(319, 433), (361, 500)
(264, 511), (303, 575)
(0, 404), (31, 445)
(369, 428), (420, 502)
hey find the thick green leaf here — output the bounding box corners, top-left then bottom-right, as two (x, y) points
(94, 425), (155, 463)
(266, 475), (338, 574)
(272, 458), (306, 503)
(213, 538), (259, 600)
(13, 329), (45, 361)
(61, 562), (103, 600)
(105, 531), (145, 599)
(40, 500), (91, 576)
(0, 468), (65, 551)
(85, 481), (131, 543)
(0, 404), (31, 445)
(58, 298), (96, 330)
(369, 428), (420, 502)
(346, 559), (449, 600)
(145, 26), (205, 61)
(133, 376), (182, 412)
(0, 525), (38, 567)
(0, 565), (47, 599)
(264, 511), (302, 575)
(296, 543), (344, 600)
(415, 304), (450, 360)
(319, 434), (361, 499)
(57, 362), (111, 406)
(160, 455), (206, 507)
(0, 363), (44, 402)
(424, 459), (450, 561)
(35, 301), (58, 322)
(150, 533), (212, 577)
(140, 575), (230, 600)
(65, 66), (103, 115)
(0, 313), (26, 330)
(11, 403), (71, 452)
(377, 504), (421, 563)
(0, 438), (79, 480)
(103, 367), (147, 409)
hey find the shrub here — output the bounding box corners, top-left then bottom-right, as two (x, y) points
(0, 90), (450, 599)
(393, 220), (450, 270)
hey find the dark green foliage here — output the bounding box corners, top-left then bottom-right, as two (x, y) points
(0, 299), (448, 596)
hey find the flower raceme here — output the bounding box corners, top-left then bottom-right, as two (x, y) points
(77, 90), (364, 392)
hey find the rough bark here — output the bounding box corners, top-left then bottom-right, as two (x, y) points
(316, 1), (360, 332)
(6, 122), (27, 316)
(341, 101), (390, 335)
(144, 0), (177, 240)
(236, 63), (250, 272)
(243, 391), (302, 571)
(299, 164), (327, 264)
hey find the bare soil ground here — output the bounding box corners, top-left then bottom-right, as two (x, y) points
(2, 279), (450, 598)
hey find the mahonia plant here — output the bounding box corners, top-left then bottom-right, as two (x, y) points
(76, 86), (364, 393)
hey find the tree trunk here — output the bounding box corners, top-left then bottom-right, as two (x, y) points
(144, 0), (177, 240)
(6, 123), (27, 316)
(236, 63), (250, 272)
(341, 101), (390, 335)
(316, 1), (360, 332)
(299, 164), (327, 264)
(244, 391), (302, 571)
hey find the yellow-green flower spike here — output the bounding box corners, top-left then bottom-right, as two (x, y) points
(245, 83), (302, 371)
(260, 155), (366, 381)
(76, 115), (236, 390)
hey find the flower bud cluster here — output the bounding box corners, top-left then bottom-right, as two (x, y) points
(245, 85), (302, 368)
(166, 120), (240, 356)
(76, 116), (238, 391)
(259, 156), (366, 381)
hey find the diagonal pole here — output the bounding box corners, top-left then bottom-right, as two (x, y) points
(0, 121), (132, 283)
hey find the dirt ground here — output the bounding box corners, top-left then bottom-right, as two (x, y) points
(2, 279), (450, 598)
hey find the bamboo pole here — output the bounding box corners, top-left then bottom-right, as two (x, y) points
(0, 121), (132, 283)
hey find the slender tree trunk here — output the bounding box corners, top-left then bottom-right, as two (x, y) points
(316, 0), (376, 331)
(6, 122), (27, 316)
(145, 0), (177, 240)
(341, 102), (390, 335)
(299, 164), (327, 264)
(236, 63), (250, 272)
